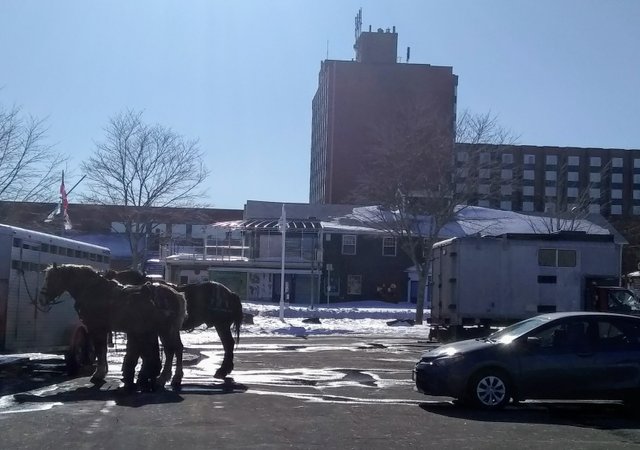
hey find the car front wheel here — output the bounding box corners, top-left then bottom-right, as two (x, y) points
(467, 369), (511, 410)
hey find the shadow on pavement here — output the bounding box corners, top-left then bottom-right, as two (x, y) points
(175, 378), (249, 395)
(12, 383), (185, 408)
(418, 400), (640, 429)
(0, 357), (76, 398)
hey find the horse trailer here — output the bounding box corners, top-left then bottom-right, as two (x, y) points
(429, 232), (632, 341)
(0, 224), (110, 370)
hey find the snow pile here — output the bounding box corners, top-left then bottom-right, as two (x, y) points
(236, 301), (431, 338)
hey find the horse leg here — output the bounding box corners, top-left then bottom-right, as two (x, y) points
(89, 330), (108, 384)
(213, 322), (235, 379)
(138, 333), (161, 392)
(157, 334), (174, 386)
(170, 330), (184, 388)
(121, 333), (140, 391)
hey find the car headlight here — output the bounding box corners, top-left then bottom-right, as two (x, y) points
(430, 355), (464, 367)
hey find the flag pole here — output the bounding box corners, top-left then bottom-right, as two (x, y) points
(279, 204), (287, 321)
(60, 171), (66, 236)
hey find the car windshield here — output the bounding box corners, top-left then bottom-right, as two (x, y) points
(487, 317), (550, 343)
(609, 290), (640, 312)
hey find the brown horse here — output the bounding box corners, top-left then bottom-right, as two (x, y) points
(106, 269), (243, 380)
(40, 264), (187, 389)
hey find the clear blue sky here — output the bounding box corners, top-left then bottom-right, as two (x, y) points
(1, 1), (638, 209)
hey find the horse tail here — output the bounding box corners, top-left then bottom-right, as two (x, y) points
(231, 293), (243, 348)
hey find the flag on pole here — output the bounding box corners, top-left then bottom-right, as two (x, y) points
(44, 171), (72, 230)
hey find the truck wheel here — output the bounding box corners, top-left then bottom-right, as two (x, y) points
(466, 369), (511, 410)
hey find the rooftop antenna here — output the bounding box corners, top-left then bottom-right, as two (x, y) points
(354, 7), (362, 42)
(406, 46), (411, 63)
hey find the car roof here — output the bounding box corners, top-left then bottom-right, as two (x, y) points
(534, 311), (640, 321)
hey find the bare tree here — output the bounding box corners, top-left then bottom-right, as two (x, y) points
(352, 108), (517, 324)
(81, 110), (209, 269)
(0, 102), (67, 204)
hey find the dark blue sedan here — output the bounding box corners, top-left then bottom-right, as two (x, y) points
(413, 312), (640, 409)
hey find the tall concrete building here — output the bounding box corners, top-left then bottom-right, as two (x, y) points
(309, 21), (458, 204)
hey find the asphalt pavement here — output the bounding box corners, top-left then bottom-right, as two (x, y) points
(1, 335), (640, 449)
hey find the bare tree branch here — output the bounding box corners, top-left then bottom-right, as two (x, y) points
(81, 109), (210, 269)
(0, 102), (67, 205)
(352, 108), (517, 324)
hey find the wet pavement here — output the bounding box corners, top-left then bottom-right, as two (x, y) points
(2, 334), (640, 449)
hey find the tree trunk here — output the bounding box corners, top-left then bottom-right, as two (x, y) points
(414, 261), (430, 325)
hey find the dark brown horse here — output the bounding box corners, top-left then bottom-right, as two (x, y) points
(106, 269), (243, 380)
(40, 264), (187, 389)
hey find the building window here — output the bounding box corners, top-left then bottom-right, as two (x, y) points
(523, 186), (534, 196)
(479, 168), (490, 179)
(568, 156), (580, 166)
(590, 157), (601, 167)
(524, 154), (535, 165)
(382, 237), (397, 257)
(478, 199), (490, 207)
(635, 159), (640, 169)
(479, 153), (491, 164)
(589, 204), (601, 213)
(567, 187), (579, 198)
(612, 157), (623, 168)
(612, 189), (622, 199)
(500, 200), (512, 210)
(523, 201), (534, 212)
(634, 206), (640, 215)
(502, 153), (513, 164)
(612, 173), (623, 183)
(611, 205), (622, 215)
(478, 184), (490, 195)
(546, 155), (558, 165)
(524, 170), (535, 180)
(347, 275), (362, 295)
(342, 235), (356, 255)
(545, 187), (556, 197)
(590, 188), (600, 199)
(456, 151), (468, 162)
(539, 249), (576, 267)
(501, 169), (512, 179)
(589, 173), (601, 183)
(568, 171), (579, 182)
(546, 171), (557, 181)
(500, 185), (512, 195)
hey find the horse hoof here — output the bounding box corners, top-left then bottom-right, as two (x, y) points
(119, 383), (136, 394)
(90, 375), (105, 385)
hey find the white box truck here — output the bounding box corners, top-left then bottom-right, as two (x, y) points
(429, 231), (639, 341)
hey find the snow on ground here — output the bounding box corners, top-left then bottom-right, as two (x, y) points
(235, 300), (431, 339)
(0, 301), (432, 365)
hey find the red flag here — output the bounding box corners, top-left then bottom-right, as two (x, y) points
(60, 178), (68, 212)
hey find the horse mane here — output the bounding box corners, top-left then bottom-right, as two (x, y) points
(45, 263), (101, 278)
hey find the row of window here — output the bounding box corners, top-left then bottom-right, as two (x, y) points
(459, 152), (629, 168)
(12, 238), (109, 264)
(341, 235), (397, 257)
(12, 260), (52, 272)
